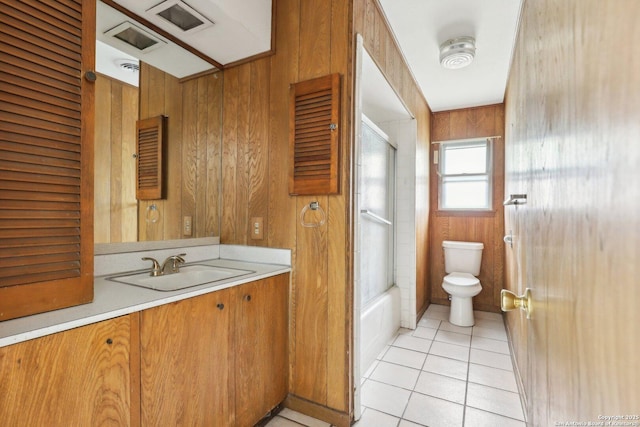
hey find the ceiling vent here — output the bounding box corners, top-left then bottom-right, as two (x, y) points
(115, 59), (140, 73)
(104, 21), (166, 53)
(439, 36), (476, 70)
(147, 0), (214, 34)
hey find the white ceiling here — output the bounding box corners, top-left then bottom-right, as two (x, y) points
(96, 0), (272, 82)
(97, 1), (216, 80)
(111, 0), (272, 66)
(378, 0), (523, 112)
(98, 0), (522, 113)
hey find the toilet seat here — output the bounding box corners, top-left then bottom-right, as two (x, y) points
(443, 272), (479, 287)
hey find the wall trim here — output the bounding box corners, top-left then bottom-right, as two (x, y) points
(284, 395), (351, 427)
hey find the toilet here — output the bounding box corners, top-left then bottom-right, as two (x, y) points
(442, 240), (484, 327)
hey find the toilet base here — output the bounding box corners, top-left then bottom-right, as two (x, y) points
(449, 296), (475, 327)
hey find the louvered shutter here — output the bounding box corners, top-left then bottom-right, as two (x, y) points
(136, 115), (166, 200)
(289, 73), (341, 195)
(0, 0), (95, 320)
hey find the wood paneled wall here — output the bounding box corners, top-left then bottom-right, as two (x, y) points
(429, 105), (505, 312)
(221, 0), (351, 421)
(504, 0), (640, 423)
(94, 74), (138, 244)
(354, 0), (432, 319)
(138, 63), (222, 241)
(220, 0), (431, 423)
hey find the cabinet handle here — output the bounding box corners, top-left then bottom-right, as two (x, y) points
(243, 295), (252, 302)
(106, 338), (113, 345)
(216, 303), (224, 310)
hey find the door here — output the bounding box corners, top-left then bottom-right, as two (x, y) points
(140, 290), (233, 426)
(0, 316), (133, 426)
(359, 116), (396, 308)
(234, 275), (288, 426)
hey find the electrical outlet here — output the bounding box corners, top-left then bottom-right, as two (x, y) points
(251, 217), (264, 240)
(183, 216), (192, 236)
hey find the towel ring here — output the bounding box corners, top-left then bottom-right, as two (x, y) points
(300, 201), (326, 228)
(146, 203), (160, 223)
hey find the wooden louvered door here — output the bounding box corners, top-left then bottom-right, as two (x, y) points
(0, 0), (95, 320)
(136, 115), (166, 200)
(289, 73), (341, 195)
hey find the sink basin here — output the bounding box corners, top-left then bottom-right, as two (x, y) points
(108, 264), (255, 291)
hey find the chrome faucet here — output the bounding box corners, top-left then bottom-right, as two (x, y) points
(141, 253), (186, 277)
(161, 253), (186, 275)
(141, 257), (162, 277)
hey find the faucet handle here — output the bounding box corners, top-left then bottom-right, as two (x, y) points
(163, 253), (186, 274)
(142, 257), (162, 276)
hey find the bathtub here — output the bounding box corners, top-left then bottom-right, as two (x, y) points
(360, 285), (401, 376)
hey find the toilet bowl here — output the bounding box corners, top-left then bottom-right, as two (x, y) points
(442, 272), (483, 326)
(441, 241), (484, 327)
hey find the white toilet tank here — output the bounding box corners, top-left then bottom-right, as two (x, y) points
(443, 240), (484, 276)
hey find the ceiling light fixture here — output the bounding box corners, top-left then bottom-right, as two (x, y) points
(439, 36), (476, 70)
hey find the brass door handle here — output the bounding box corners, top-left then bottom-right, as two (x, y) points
(501, 288), (532, 318)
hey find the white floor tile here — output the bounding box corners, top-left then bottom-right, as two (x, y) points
(355, 308), (525, 427)
(412, 326), (437, 340)
(429, 341), (470, 362)
(470, 336), (510, 355)
(468, 363), (519, 392)
(403, 392), (464, 427)
(466, 382), (524, 421)
(424, 310), (450, 321)
(473, 310), (503, 322)
(278, 408), (331, 427)
(464, 406), (526, 427)
(376, 345), (391, 360)
(264, 416), (301, 427)
(354, 408), (400, 427)
(370, 361), (420, 390)
(439, 321), (473, 335)
(397, 328), (414, 336)
(364, 360), (380, 378)
(383, 346), (427, 370)
(469, 348), (514, 371)
(473, 318), (506, 331)
(361, 380), (411, 417)
(418, 317), (441, 329)
(426, 304), (449, 313)
(473, 325), (508, 341)
(435, 330), (472, 347)
(422, 354), (469, 380)
(414, 371), (467, 404)
(392, 334), (433, 353)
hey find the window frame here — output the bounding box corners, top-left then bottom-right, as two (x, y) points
(437, 137), (494, 212)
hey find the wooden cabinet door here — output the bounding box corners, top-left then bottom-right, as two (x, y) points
(0, 315), (134, 426)
(0, 0), (96, 320)
(234, 274), (289, 426)
(140, 289), (233, 426)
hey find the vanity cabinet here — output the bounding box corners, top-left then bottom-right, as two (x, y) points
(0, 315), (135, 426)
(234, 275), (289, 426)
(140, 273), (289, 426)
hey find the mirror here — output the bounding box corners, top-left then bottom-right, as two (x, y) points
(94, 0), (222, 244)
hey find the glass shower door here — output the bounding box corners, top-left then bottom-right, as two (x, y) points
(360, 119), (396, 307)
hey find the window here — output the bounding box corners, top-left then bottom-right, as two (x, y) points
(438, 138), (492, 210)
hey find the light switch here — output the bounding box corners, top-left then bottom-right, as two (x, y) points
(183, 216), (192, 236)
(251, 217), (264, 240)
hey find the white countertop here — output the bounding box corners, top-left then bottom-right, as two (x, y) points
(0, 256), (290, 348)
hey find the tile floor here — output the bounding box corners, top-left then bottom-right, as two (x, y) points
(265, 304), (525, 427)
